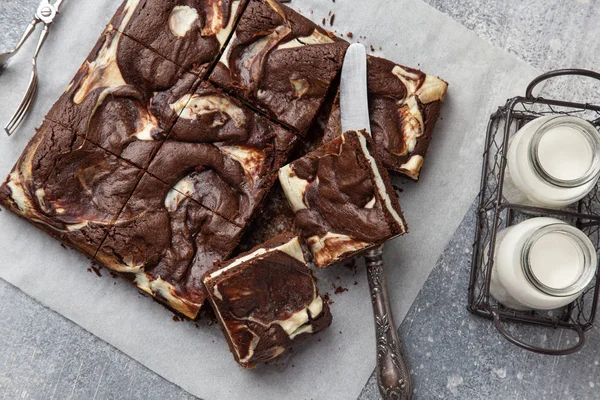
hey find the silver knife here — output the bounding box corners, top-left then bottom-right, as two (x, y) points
(340, 43), (413, 400)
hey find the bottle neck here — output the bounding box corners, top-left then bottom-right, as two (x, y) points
(521, 223), (596, 297)
(528, 116), (600, 188)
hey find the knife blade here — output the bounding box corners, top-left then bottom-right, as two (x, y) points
(339, 43), (413, 400)
(340, 43), (371, 134)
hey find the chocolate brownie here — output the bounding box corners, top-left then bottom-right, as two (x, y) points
(324, 56), (448, 180)
(95, 173), (243, 318)
(146, 81), (297, 228)
(279, 130), (407, 267)
(46, 27), (199, 169)
(110, 0), (246, 77)
(235, 181), (296, 254)
(0, 120), (143, 258)
(210, 0), (349, 133)
(203, 233), (331, 368)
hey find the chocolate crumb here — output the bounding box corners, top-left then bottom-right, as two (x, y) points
(172, 315), (182, 322)
(370, 45), (375, 52)
(347, 32), (353, 38)
(330, 14), (335, 26)
(354, 281), (358, 286)
(60, 243), (67, 249)
(334, 286), (348, 294)
(322, 17), (326, 25)
(87, 268), (92, 273)
(339, 331), (342, 334)
(194, 323), (200, 329)
(90, 265), (102, 277)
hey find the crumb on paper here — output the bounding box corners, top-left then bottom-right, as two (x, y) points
(334, 286), (348, 294)
(330, 14), (335, 26)
(347, 32), (353, 38)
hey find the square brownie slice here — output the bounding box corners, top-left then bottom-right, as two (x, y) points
(210, 0), (349, 133)
(95, 173), (243, 318)
(146, 81), (296, 228)
(324, 56), (448, 180)
(46, 27), (199, 169)
(203, 233), (331, 368)
(0, 120), (143, 259)
(110, 0), (246, 77)
(278, 130), (407, 268)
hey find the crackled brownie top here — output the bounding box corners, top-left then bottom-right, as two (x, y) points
(279, 130), (407, 267)
(204, 233), (331, 368)
(324, 56), (448, 180)
(111, 0), (245, 76)
(210, 0), (349, 133)
(0, 120), (143, 257)
(46, 27), (198, 169)
(147, 81), (296, 227)
(96, 173), (243, 318)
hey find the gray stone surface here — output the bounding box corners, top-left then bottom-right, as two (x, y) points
(2, 0), (600, 399)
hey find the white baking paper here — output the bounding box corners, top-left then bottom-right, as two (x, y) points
(0, 0), (540, 399)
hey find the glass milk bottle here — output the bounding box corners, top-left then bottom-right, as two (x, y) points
(503, 116), (600, 208)
(489, 217), (597, 311)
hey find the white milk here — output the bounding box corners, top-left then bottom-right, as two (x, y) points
(503, 116), (600, 209)
(489, 217), (597, 311)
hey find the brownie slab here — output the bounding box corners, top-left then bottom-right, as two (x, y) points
(279, 130), (407, 267)
(147, 81), (296, 228)
(46, 27), (198, 169)
(210, 0), (349, 133)
(0, 120), (143, 258)
(203, 233), (331, 368)
(324, 56), (448, 180)
(110, 0), (246, 77)
(95, 173), (243, 318)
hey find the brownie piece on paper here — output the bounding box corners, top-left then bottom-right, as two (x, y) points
(324, 56), (448, 180)
(210, 0), (349, 133)
(279, 130), (407, 268)
(203, 233), (331, 368)
(46, 27), (198, 169)
(110, 0), (246, 77)
(147, 81), (296, 228)
(0, 120), (143, 259)
(95, 173), (243, 318)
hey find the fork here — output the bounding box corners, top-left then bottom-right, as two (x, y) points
(3, 0), (64, 136)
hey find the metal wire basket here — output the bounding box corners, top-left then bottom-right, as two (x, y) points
(468, 69), (600, 355)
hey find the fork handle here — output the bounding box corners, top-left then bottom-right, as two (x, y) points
(32, 25), (50, 64)
(365, 245), (413, 400)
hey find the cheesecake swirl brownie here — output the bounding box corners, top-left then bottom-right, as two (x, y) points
(110, 0), (246, 77)
(0, 120), (142, 258)
(96, 174), (243, 318)
(46, 26), (199, 169)
(203, 233), (331, 368)
(210, 0), (349, 133)
(324, 56), (448, 180)
(279, 130), (407, 267)
(147, 81), (296, 228)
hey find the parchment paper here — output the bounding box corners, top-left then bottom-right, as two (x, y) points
(0, 0), (540, 399)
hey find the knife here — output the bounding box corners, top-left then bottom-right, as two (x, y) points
(340, 43), (413, 400)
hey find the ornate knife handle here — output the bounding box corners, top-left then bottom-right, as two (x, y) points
(365, 245), (413, 400)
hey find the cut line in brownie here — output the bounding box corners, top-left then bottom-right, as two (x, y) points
(279, 130), (407, 268)
(324, 56), (448, 180)
(45, 26), (200, 170)
(209, 0), (349, 133)
(110, 0), (248, 78)
(146, 81), (297, 228)
(95, 173), (244, 318)
(0, 120), (144, 259)
(203, 233), (331, 368)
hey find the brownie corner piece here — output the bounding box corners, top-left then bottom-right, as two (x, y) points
(0, 119), (143, 258)
(279, 130), (407, 268)
(203, 233), (331, 368)
(95, 173), (244, 319)
(209, 0), (349, 133)
(110, 0), (247, 76)
(324, 56), (448, 180)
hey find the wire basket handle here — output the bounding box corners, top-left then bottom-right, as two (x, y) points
(492, 311), (585, 356)
(526, 69), (600, 104)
